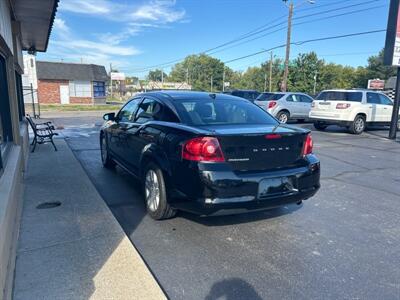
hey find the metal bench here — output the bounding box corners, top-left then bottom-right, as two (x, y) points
(26, 115), (58, 152)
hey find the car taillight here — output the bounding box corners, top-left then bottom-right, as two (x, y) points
(182, 137), (225, 162)
(336, 103), (351, 109)
(311, 101), (315, 108)
(302, 134), (313, 156)
(268, 101), (277, 109)
(265, 133), (281, 139)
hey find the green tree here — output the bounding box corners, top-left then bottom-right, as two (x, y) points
(365, 49), (396, 81)
(318, 63), (358, 91)
(147, 69), (168, 82)
(169, 54), (225, 91)
(261, 57), (285, 92)
(223, 68), (242, 90)
(238, 66), (265, 91)
(287, 52), (324, 93)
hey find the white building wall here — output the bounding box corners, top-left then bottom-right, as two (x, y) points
(22, 54), (38, 103)
(22, 54), (37, 88)
(0, 0), (13, 54)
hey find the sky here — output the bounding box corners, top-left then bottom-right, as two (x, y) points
(37, 0), (391, 78)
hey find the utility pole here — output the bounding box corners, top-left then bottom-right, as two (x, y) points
(281, 0), (314, 91)
(223, 68), (226, 92)
(264, 73), (267, 92)
(186, 68), (189, 84)
(161, 69), (164, 85)
(389, 69), (400, 139)
(110, 63), (113, 99)
(210, 75), (213, 92)
(313, 71), (318, 95)
(282, 1), (293, 92)
(269, 51), (273, 92)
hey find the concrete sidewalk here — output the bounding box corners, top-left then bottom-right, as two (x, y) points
(13, 139), (166, 300)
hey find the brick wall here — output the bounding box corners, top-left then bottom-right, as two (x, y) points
(38, 80), (94, 104)
(70, 97), (93, 104)
(37, 79), (68, 104)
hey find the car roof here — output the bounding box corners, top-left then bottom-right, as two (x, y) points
(319, 89), (367, 93)
(140, 90), (248, 102)
(266, 92), (310, 95)
(228, 89), (259, 92)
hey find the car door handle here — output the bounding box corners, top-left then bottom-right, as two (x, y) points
(383, 107), (388, 109)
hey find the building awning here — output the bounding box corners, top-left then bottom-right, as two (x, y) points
(11, 0), (59, 52)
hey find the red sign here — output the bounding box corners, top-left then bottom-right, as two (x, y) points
(398, 10), (400, 38)
(368, 79), (385, 90)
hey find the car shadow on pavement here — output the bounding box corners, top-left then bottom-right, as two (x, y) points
(205, 278), (263, 300)
(177, 203), (302, 226)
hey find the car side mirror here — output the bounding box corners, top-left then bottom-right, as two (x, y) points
(103, 112), (116, 121)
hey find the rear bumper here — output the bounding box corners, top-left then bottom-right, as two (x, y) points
(310, 117), (353, 127)
(171, 155), (320, 215)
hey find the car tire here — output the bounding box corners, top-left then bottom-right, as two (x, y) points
(100, 134), (116, 169)
(313, 122), (327, 131)
(143, 162), (177, 220)
(277, 111), (290, 123)
(349, 115), (366, 134)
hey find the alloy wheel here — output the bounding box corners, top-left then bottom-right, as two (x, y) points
(354, 117), (365, 133)
(279, 113), (288, 123)
(145, 169), (160, 212)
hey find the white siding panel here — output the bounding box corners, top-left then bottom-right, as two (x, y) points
(0, 0), (13, 54)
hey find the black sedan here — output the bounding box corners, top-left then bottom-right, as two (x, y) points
(100, 91), (320, 220)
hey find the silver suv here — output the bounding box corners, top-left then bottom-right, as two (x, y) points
(254, 92), (314, 123)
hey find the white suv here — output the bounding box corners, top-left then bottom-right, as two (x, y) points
(309, 89), (400, 134)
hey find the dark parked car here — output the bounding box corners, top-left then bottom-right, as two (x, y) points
(100, 91), (320, 220)
(223, 89), (260, 102)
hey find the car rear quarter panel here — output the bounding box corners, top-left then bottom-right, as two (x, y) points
(138, 122), (204, 200)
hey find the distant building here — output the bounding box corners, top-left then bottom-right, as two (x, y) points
(23, 57), (109, 104)
(143, 81), (192, 91)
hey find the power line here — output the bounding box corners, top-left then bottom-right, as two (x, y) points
(208, 4), (385, 56)
(130, 0), (385, 73)
(223, 29), (386, 64)
(234, 51), (380, 71)
(203, 0), (383, 55)
(319, 51), (379, 57)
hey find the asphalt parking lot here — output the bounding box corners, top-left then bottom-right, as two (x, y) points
(45, 112), (400, 300)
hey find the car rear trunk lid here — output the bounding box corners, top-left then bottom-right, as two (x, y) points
(205, 125), (307, 172)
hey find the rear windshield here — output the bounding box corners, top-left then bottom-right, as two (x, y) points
(173, 98), (278, 126)
(316, 91), (363, 102)
(256, 93), (274, 101)
(267, 93), (285, 101)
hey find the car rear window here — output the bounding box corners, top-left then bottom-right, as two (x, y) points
(268, 93), (285, 100)
(256, 93), (274, 101)
(316, 91), (363, 102)
(172, 98), (278, 126)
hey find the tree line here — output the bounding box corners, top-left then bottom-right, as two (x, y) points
(143, 49), (396, 95)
